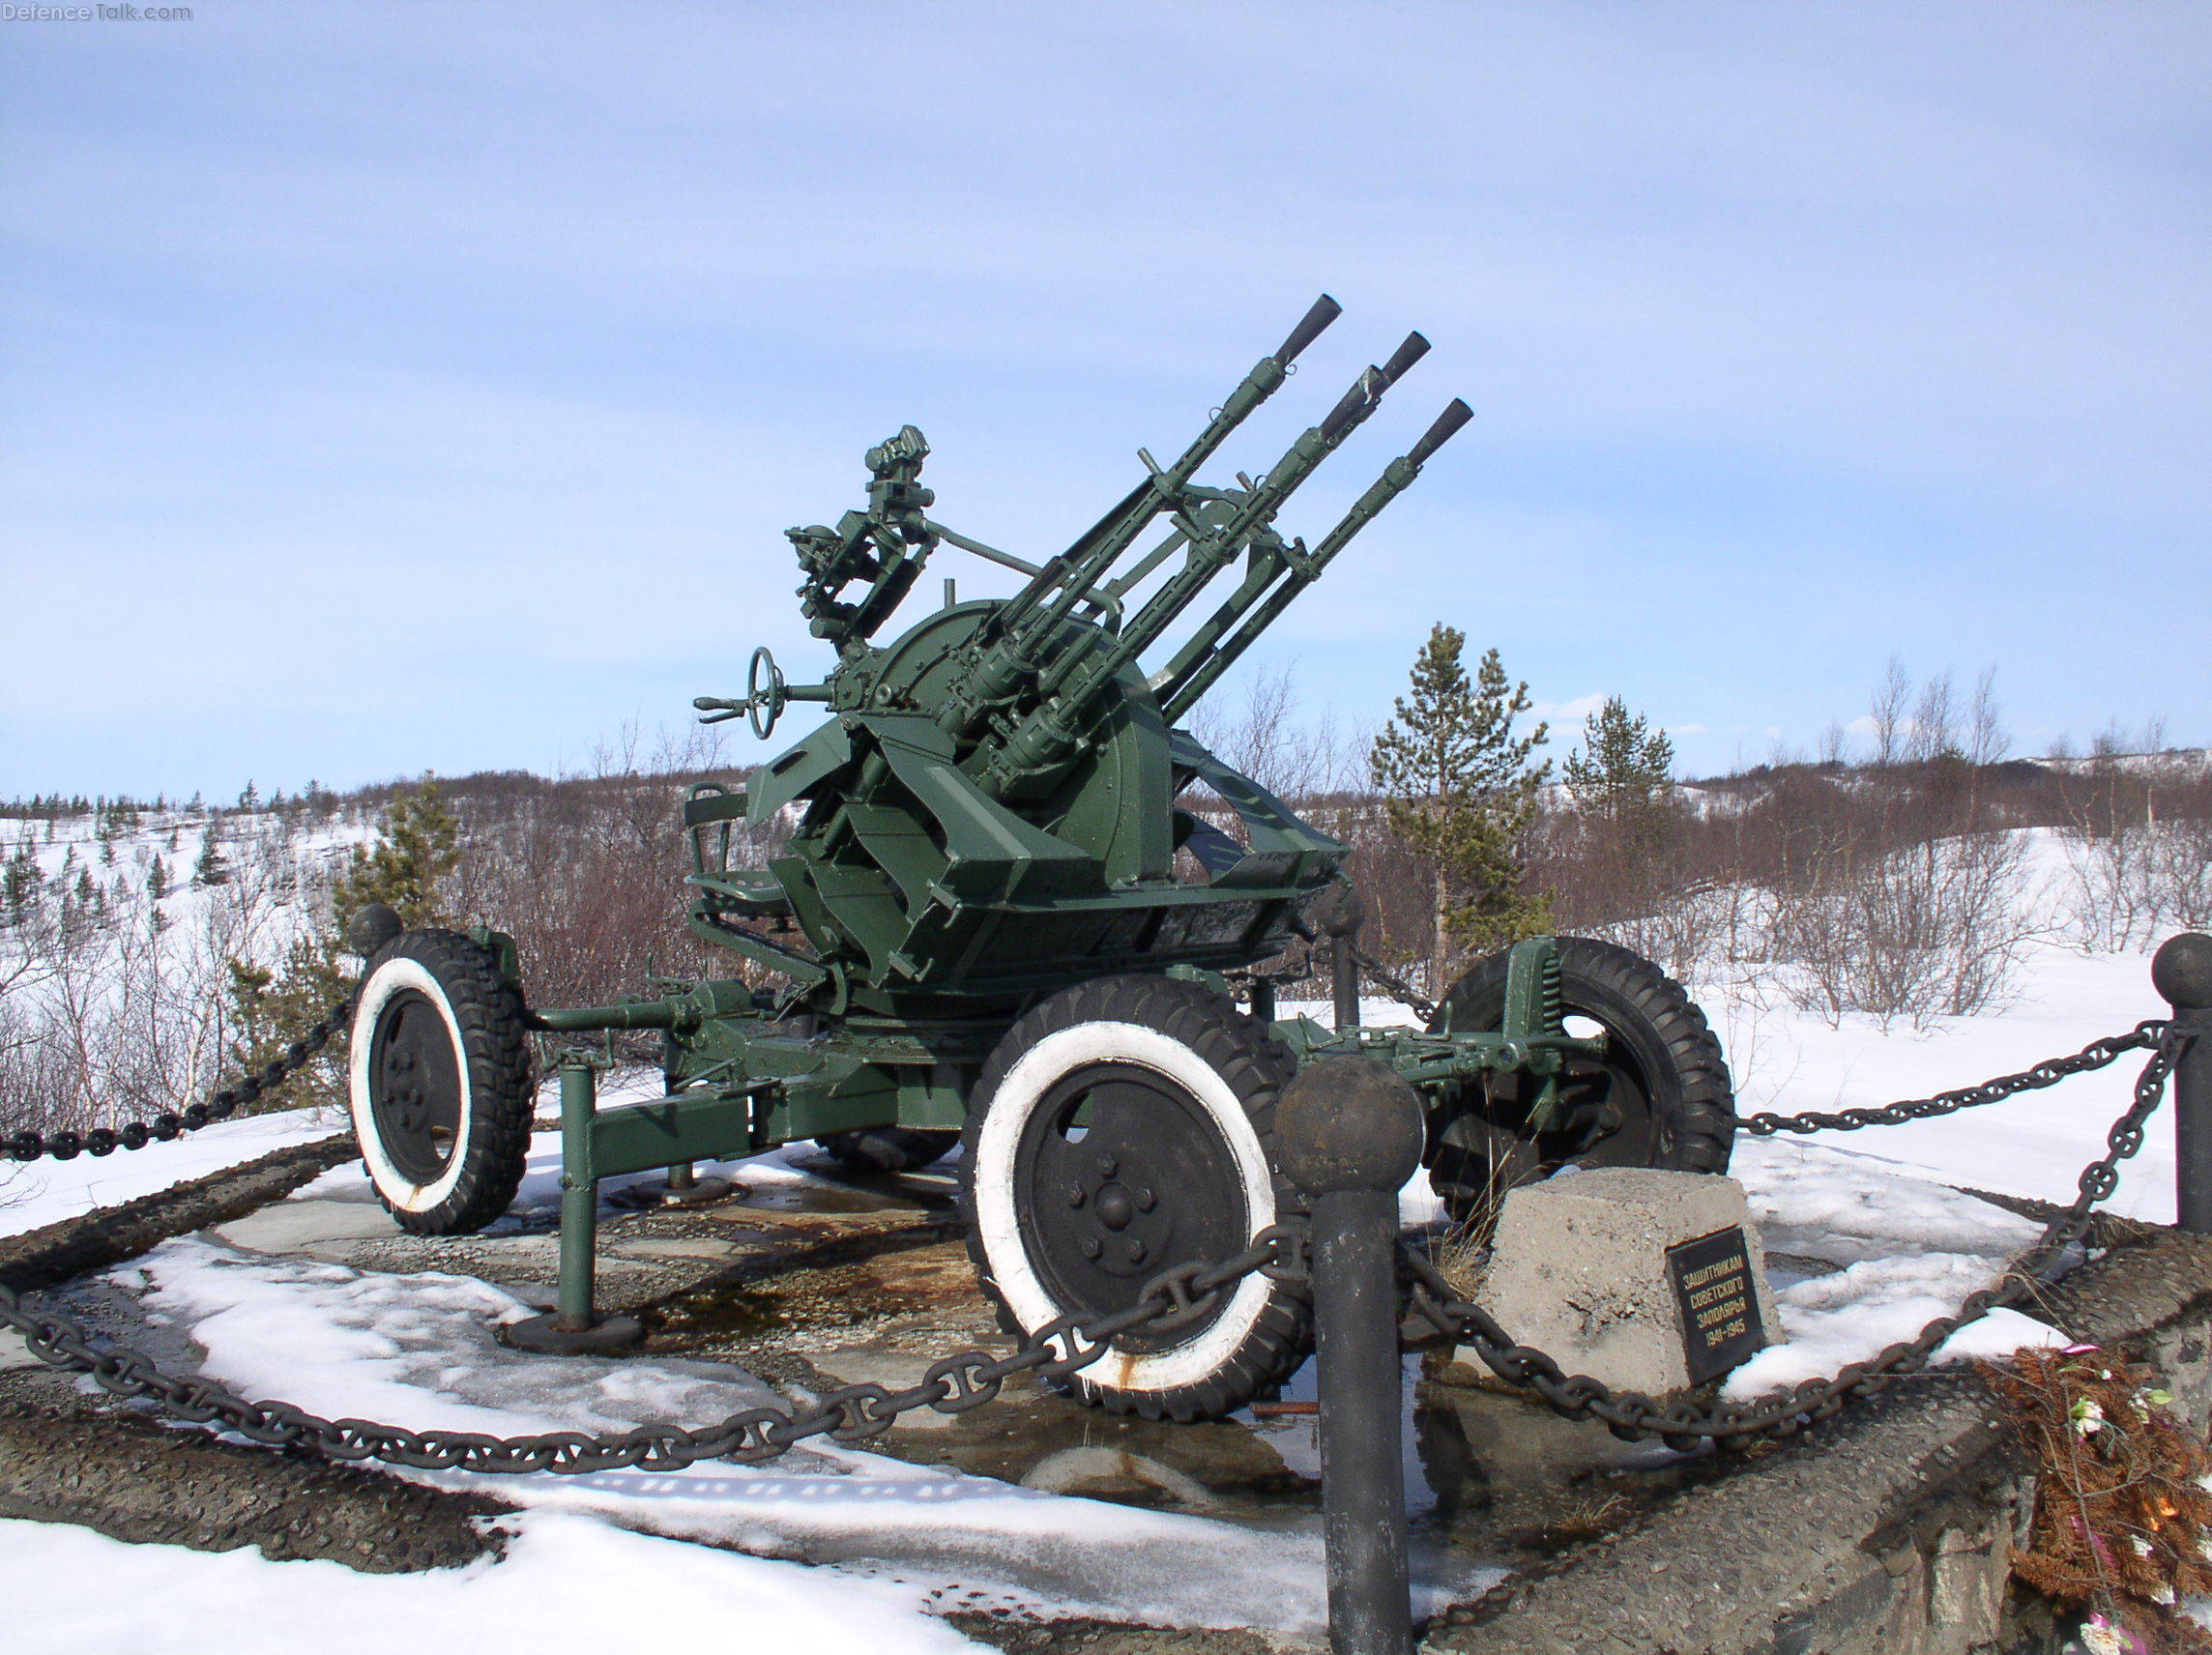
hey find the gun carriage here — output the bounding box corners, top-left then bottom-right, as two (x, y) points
(347, 299), (1736, 1419)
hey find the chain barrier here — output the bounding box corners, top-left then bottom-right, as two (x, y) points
(0, 959), (2185, 1470)
(1399, 1023), (2188, 1450)
(1736, 1024), (2169, 1136)
(0, 1225), (1302, 1475)
(1348, 946), (1438, 1024)
(2, 990), (359, 1166)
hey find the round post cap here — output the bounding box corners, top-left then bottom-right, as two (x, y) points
(1308, 880), (1366, 940)
(345, 904), (404, 958)
(1276, 1055), (1426, 1196)
(2152, 932), (2212, 1010)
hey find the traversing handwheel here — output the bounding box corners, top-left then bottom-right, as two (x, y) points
(746, 646), (787, 740)
(1424, 936), (1735, 1230)
(960, 973), (1311, 1422)
(348, 929), (535, 1236)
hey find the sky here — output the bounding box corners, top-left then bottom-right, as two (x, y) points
(3, 1), (2207, 798)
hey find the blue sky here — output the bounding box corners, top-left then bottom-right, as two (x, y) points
(4, 1), (2207, 797)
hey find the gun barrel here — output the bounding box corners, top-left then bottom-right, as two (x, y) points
(1275, 293), (1344, 366)
(1016, 347), (1430, 756)
(1156, 398), (1472, 725)
(1405, 396), (1472, 468)
(1317, 332), (1428, 446)
(990, 295), (1343, 651)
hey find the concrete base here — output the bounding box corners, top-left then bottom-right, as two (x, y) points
(499, 1313), (646, 1355)
(1472, 1170), (1781, 1396)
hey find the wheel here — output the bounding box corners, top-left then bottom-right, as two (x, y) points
(1424, 937), (1734, 1227)
(347, 929), (536, 1236)
(960, 973), (1310, 1422)
(817, 1126), (959, 1175)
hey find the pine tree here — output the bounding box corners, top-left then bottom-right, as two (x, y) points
(330, 777), (460, 927)
(1561, 696), (1675, 829)
(147, 853), (168, 903)
(225, 777), (463, 1113)
(1369, 625), (1553, 993)
(3, 839), (39, 929)
(194, 829), (230, 887)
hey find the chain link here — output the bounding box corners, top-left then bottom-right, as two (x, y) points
(1400, 1022), (2187, 1450)
(0, 1224), (1304, 1475)
(1349, 946), (1439, 1024)
(0, 961), (2185, 1470)
(3, 989), (359, 1165)
(1737, 1022), (2166, 1136)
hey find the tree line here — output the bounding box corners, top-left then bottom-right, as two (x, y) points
(2, 641), (2205, 1143)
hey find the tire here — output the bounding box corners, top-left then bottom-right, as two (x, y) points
(1425, 937), (1734, 1227)
(348, 929), (536, 1237)
(960, 973), (1310, 1422)
(817, 1126), (960, 1175)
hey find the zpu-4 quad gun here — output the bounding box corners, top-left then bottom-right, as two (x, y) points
(345, 298), (1737, 1417)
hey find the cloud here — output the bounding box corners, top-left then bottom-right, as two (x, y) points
(1534, 693), (1609, 725)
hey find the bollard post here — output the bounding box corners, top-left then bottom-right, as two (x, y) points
(1276, 1055), (1427, 1655)
(2153, 933), (2212, 1234)
(1314, 882), (1367, 1033)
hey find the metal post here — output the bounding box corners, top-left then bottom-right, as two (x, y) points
(2153, 933), (2212, 1234)
(556, 1062), (599, 1329)
(1276, 1056), (1426, 1655)
(1315, 882), (1366, 1033)
(504, 1060), (645, 1354)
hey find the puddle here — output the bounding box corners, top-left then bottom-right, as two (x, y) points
(642, 1282), (793, 1340)
(852, 1345), (1701, 1564)
(192, 1144), (1712, 1575)
(734, 1183), (909, 1216)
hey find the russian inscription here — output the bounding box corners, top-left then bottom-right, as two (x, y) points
(1666, 1226), (1766, 1384)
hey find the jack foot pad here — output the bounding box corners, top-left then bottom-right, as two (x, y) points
(501, 1312), (646, 1355)
(606, 1176), (742, 1211)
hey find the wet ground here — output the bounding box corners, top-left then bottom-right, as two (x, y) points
(167, 1139), (1766, 1573)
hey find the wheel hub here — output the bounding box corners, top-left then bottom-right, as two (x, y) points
(367, 988), (463, 1185)
(1014, 1060), (1249, 1348)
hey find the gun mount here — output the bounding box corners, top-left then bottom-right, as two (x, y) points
(686, 296), (1471, 1014)
(347, 300), (1739, 1418)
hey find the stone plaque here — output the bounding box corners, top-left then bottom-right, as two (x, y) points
(1667, 1226), (1766, 1385)
(1459, 1169), (1779, 1397)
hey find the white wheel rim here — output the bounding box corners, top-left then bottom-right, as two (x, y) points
(348, 957), (479, 1214)
(972, 1020), (1277, 1396)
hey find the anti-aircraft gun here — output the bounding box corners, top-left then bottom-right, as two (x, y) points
(344, 299), (1737, 1417)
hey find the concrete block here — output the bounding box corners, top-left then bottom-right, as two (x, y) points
(1467, 1170), (1781, 1397)
(212, 1197), (403, 1254)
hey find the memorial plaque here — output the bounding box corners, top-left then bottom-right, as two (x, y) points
(1666, 1226), (1766, 1384)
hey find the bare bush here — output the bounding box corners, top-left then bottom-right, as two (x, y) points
(0, 812), (338, 1138)
(2057, 752), (2212, 951)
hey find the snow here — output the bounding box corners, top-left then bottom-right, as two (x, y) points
(0, 1510), (975, 1655)
(1703, 938), (2180, 1225)
(4, 816), (2197, 1638)
(109, 1234), (1499, 1631)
